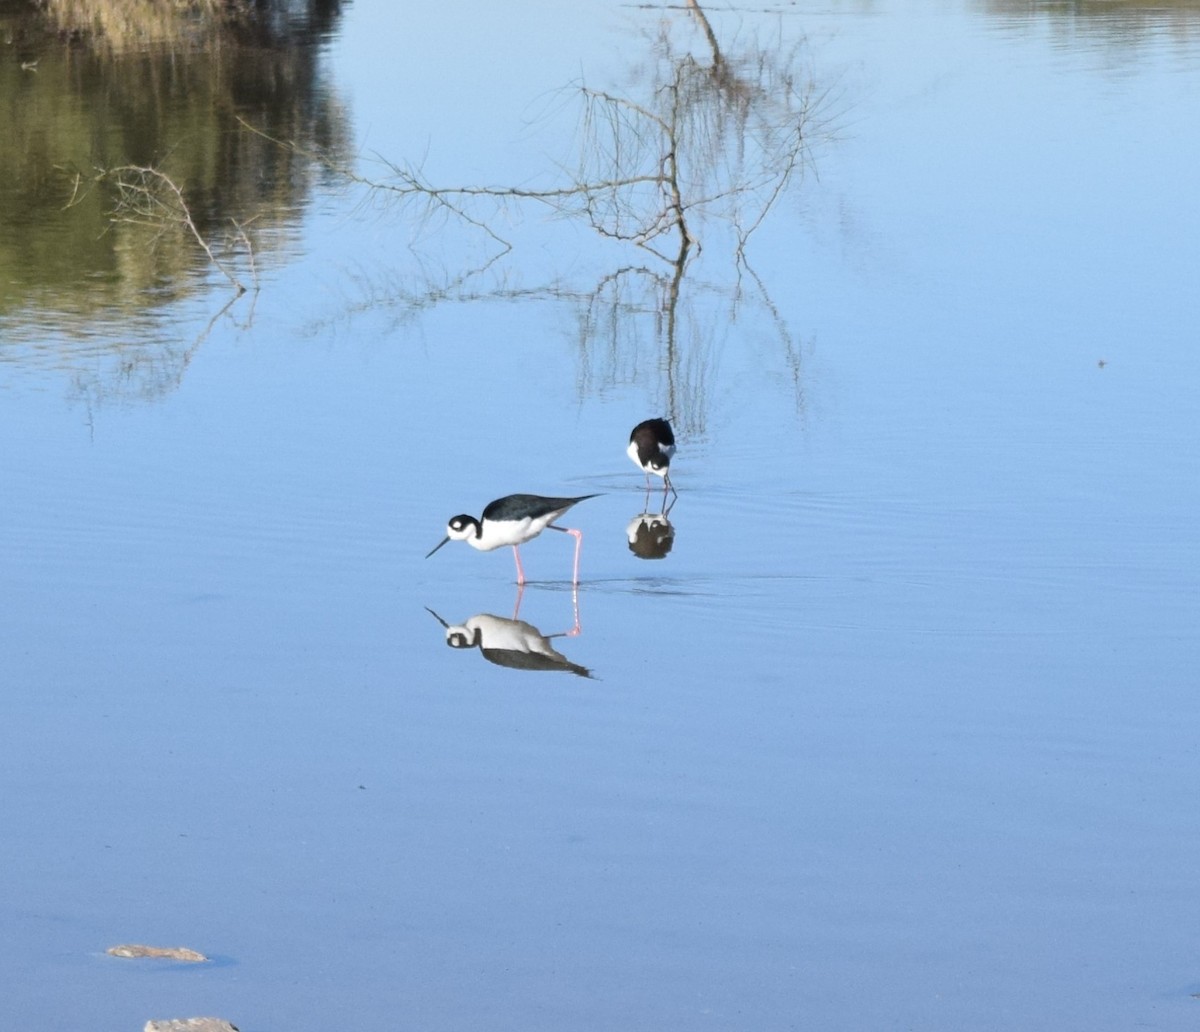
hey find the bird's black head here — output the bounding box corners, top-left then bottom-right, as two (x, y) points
(447, 628), (482, 650)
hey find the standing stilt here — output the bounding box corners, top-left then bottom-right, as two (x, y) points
(425, 493), (600, 584)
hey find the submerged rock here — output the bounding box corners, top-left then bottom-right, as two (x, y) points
(144, 1021), (238, 1032)
(107, 944), (209, 962)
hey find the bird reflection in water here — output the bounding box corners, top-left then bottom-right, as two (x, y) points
(626, 498), (676, 561)
(425, 587), (592, 678)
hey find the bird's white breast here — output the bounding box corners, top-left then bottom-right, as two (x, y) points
(628, 437), (672, 477)
(469, 514), (554, 551)
(465, 614), (556, 656)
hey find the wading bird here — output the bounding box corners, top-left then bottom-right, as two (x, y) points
(426, 493), (600, 585)
(627, 417), (678, 500)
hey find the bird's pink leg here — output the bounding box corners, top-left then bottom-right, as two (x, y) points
(549, 524), (584, 584)
(567, 527), (583, 584)
(566, 583), (581, 637)
(511, 583), (526, 620)
(512, 546), (526, 586)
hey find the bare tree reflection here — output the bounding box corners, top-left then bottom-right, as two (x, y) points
(569, 0), (823, 267)
(315, 249), (806, 439)
(65, 289), (250, 421)
(348, 1), (827, 273)
(312, 2), (823, 430)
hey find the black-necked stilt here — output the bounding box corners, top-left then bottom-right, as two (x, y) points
(425, 607), (592, 678)
(626, 510), (675, 560)
(425, 493), (600, 585)
(628, 417), (677, 499)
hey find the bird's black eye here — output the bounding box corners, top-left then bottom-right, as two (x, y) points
(448, 632), (469, 648)
(450, 517), (468, 531)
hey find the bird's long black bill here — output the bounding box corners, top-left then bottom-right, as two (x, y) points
(425, 536), (450, 559)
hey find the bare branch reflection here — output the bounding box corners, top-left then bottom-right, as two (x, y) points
(344, 1), (829, 271)
(318, 244), (807, 438)
(314, 1), (823, 431)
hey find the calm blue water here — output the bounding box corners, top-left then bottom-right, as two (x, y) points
(2, 2), (1198, 1031)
